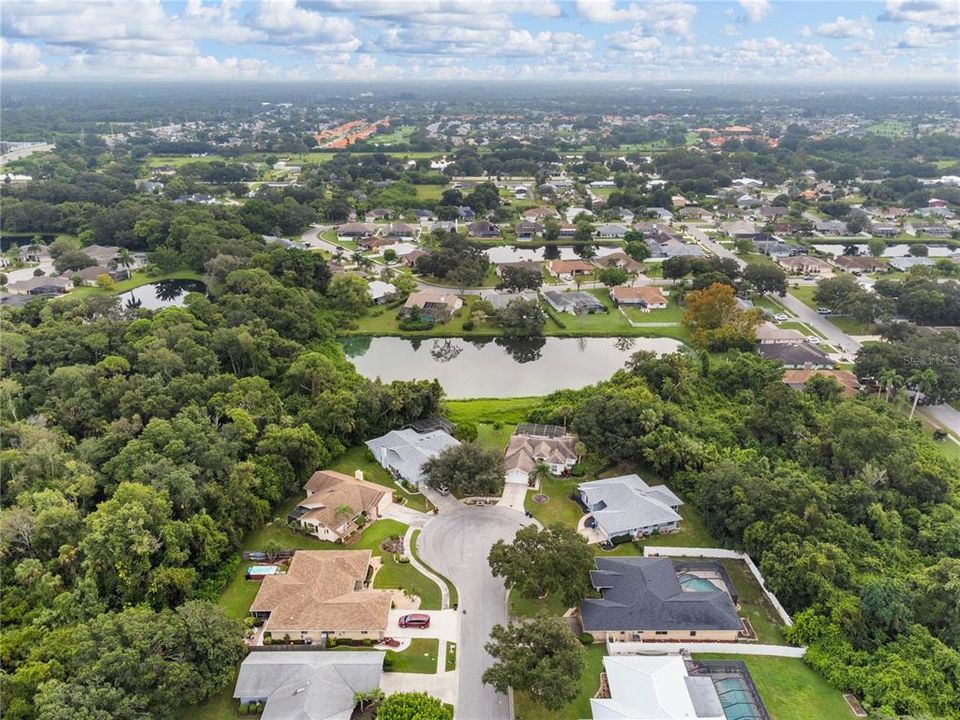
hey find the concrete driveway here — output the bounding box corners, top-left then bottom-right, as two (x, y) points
(387, 609), (459, 642)
(496, 483), (528, 512)
(418, 507), (535, 720)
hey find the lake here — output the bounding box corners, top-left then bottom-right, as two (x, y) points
(340, 336), (683, 398)
(120, 279), (206, 310)
(484, 245), (621, 264)
(812, 243), (953, 258)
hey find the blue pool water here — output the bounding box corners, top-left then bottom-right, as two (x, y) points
(678, 573), (720, 592)
(715, 678), (757, 720)
(247, 565), (280, 576)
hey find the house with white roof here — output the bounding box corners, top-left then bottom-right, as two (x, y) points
(591, 655), (724, 720)
(367, 280), (397, 304)
(365, 428), (460, 488)
(579, 474), (683, 541)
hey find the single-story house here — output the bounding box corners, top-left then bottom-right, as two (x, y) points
(338, 222), (375, 238)
(456, 206), (476, 221)
(523, 206), (560, 221)
(782, 368), (861, 396)
(646, 207), (674, 221)
(754, 238), (794, 258)
(411, 209), (435, 222)
(758, 206), (789, 220)
(18, 245), (51, 263)
(581, 557), (743, 643)
(366, 208), (392, 221)
(596, 223), (629, 239)
(591, 655), (725, 720)
(481, 289), (539, 311)
(401, 291), (463, 322)
(616, 208), (635, 222)
(357, 236), (398, 251)
(609, 286), (667, 310)
(234, 651), (385, 720)
(579, 474), (682, 541)
(722, 220), (759, 239)
(889, 256), (936, 271)
(679, 206), (712, 221)
(467, 220), (500, 238)
(402, 249), (428, 267)
(737, 194), (761, 209)
(557, 223), (578, 239)
(515, 220), (543, 240)
(758, 343), (835, 369)
(381, 222), (415, 238)
(833, 255), (887, 273)
(249, 550), (391, 642)
(504, 430), (579, 486)
(542, 290), (603, 315)
(870, 224), (899, 237)
(777, 255), (832, 274)
(71, 265), (120, 285)
(814, 219), (847, 235)
(365, 428), (460, 488)
(755, 322), (806, 344)
(495, 260), (543, 277)
(648, 239), (706, 259)
(367, 280), (397, 304)
(547, 259), (594, 278)
(7, 276), (72, 295)
(596, 251), (645, 273)
(288, 470), (392, 542)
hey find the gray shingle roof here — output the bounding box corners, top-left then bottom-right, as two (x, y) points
(365, 429), (459, 486)
(580, 557), (742, 632)
(579, 474), (682, 538)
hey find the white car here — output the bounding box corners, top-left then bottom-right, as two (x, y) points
(773, 313), (789, 322)
(805, 336), (821, 345)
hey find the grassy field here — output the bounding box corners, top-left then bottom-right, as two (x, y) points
(514, 644), (605, 720)
(414, 184), (445, 200)
(693, 654), (853, 720)
(371, 125), (417, 145)
(386, 638), (439, 673)
(622, 302), (685, 324)
(509, 588), (573, 619)
(443, 397), (541, 425)
(63, 269), (204, 300)
(410, 529), (459, 608)
(864, 119), (911, 137)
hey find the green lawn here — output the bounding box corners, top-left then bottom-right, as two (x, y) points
(414, 185), (445, 200)
(178, 669), (240, 720)
(443, 397), (540, 424)
(329, 445), (432, 513)
(524, 475), (584, 528)
(787, 286), (873, 335)
(514, 644), (605, 720)
(386, 638), (439, 674)
(218, 561), (262, 621)
(509, 588), (572, 619)
(623, 302), (685, 324)
(474, 422), (516, 453)
(718, 559), (787, 645)
(636, 504), (718, 550)
(373, 551), (442, 610)
(63, 269), (204, 300)
(410, 529), (458, 608)
(445, 642), (457, 672)
(693, 654), (854, 720)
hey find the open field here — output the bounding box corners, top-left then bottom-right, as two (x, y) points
(443, 397), (540, 426)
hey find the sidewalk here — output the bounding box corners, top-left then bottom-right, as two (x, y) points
(404, 525), (453, 609)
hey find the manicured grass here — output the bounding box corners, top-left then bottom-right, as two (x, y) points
(443, 397), (540, 425)
(693, 654), (854, 720)
(636, 504), (718, 550)
(374, 551), (442, 610)
(787, 286), (873, 335)
(242, 510), (406, 553)
(719, 559), (787, 645)
(524, 475), (584, 528)
(622, 301), (684, 324)
(509, 588), (572, 619)
(410, 529), (458, 608)
(414, 184), (445, 200)
(445, 642), (457, 672)
(146, 154), (227, 167)
(218, 561), (262, 621)
(514, 644), (605, 720)
(386, 638), (439, 674)
(329, 445), (432, 513)
(474, 422), (515, 453)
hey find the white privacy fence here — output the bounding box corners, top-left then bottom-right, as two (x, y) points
(643, 546), (794, 627)
(606, 641), (806, 658)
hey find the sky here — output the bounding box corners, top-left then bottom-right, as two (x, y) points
(1, 0), (958, 83)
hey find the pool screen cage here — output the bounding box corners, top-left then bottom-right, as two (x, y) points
(687, 660), (771, 720)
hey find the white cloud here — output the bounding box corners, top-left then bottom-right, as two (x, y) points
(816, 16), (875, 40)
(798, 25), (812, 37)
(879, 0), (960, 28)
(575, 0), (697, 35)
(738, 0), (771, 23)
(606, 28), (662, 52)
(720, 24), (741, 37)
(248, 0), (354, 39)
(897, 24), (960, 47)
(1, 38), (47, 74)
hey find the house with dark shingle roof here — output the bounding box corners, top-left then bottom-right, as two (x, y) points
(758, 342), (835, 369)
(580, 557), (742, 643)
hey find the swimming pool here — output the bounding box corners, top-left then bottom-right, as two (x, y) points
(715, 677), (759, 720)
(247, 565), (280, 576)
(678, 573), (720, 592)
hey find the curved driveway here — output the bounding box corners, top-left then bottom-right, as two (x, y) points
(418, 506), (533, 720)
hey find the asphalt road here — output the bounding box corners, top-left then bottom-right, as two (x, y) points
(418, 506), (533, 720)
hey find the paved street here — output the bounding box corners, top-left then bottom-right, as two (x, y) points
(418, 507), (534, 720)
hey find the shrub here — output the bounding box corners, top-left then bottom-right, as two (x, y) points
(364, 449), (376, 462)
(570, 463), (585, 477)
(397, 555), (411, 564)
(327, 638), (337, 648)
(579, 632), (595, 646)
(463, 320), (475, 331)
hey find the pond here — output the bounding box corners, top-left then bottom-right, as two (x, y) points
(812, 243), (953, 258)
(119, 279), (206, 310)
(340, 336), (683, 398)
(484, 245), (621, 264)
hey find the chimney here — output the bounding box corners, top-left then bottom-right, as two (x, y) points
(355, 470), (364, 482)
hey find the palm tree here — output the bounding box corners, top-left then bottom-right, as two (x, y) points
(116, 248), (134, 280)
(877, 368), (902, 403)
(529, 461), (552, 489)
(334, 503), (355, 529)
(908, 368), (938, 420)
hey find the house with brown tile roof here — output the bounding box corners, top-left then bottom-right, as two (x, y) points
(288, 470), (392, 542)
(609, 286), (667, 310)
(504, 431), (579, 486)
(777, 255), (833, 274)
(596, 251), (645, 273)
(401, 291), (463, 322)
(250, 550), (391, 643)
(833, 255), (887, 273)
(782, 368), (861, 396)
(547, 259), (594, 277)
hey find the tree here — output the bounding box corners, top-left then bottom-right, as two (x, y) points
(375, 692), (451, 720)
(682, 283), (762, 351)
(488, 524), (595, 606)
(845, 209), (869, 234)
(497, 265), (543, 292)
(543, 218), (560, 242)
(327, 273), (372, 316)
(448, 260), (486, 293)
(878, 368), (904, 403)
(528, 460), (552, 489)
(909, 244), (929, 257)
(116, 248), (135, 279)
(867, 237), (887, 258)
(908, 368), (938, 420)
(54, 250), (96, 273)
(597, 266), (629, 287)
(742, 263), (787, 296)
(483, 617), (585, 711)
(422, 443), (504, 496)
(383, 248), (398, 264)
(95, 274), (116, 290)
(496, 299), (546, 337)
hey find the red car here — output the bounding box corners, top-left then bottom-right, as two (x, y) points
(398, 613), (431, 629)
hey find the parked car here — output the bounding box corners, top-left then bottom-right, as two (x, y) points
(774, 313), (788, 322)
(399, 613), (431, 629)
(805, 336), (821, 345)
(817, 307), (833, 315)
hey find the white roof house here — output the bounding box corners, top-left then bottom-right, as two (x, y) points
(365, 428), (460, 487)
(234, 651), (384, 720)
(591, 655), (724, 720)
(367, 281), (397, 302)
(579, 474), (683, 541)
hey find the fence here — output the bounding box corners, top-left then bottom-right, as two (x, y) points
(643, 546), (794, 627)
(605, 641), (805, 658)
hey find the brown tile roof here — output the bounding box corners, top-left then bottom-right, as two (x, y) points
(782, 369), (861, 396)
(505, 434), (578, 474)
(251, 550), (390, 635)
(610, 286), (666, 305)
(299, 471), (390, 536)
(548, 259), (594, 274)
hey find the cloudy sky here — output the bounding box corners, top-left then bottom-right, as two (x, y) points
(1, 0), (958, 83)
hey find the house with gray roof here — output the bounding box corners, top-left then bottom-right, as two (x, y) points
(365, 428), (460, 488)
(757, 342), (835, 369)
(888, 256), (936, 271)
(234, 651), (384, 720)
(581, 557), (743, 643)
(481, 289), (539, 311)
(542, 290), (604, 315)
(579, 474), (682, 542)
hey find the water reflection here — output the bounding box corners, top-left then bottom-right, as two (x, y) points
(119, 280), (207, 310)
